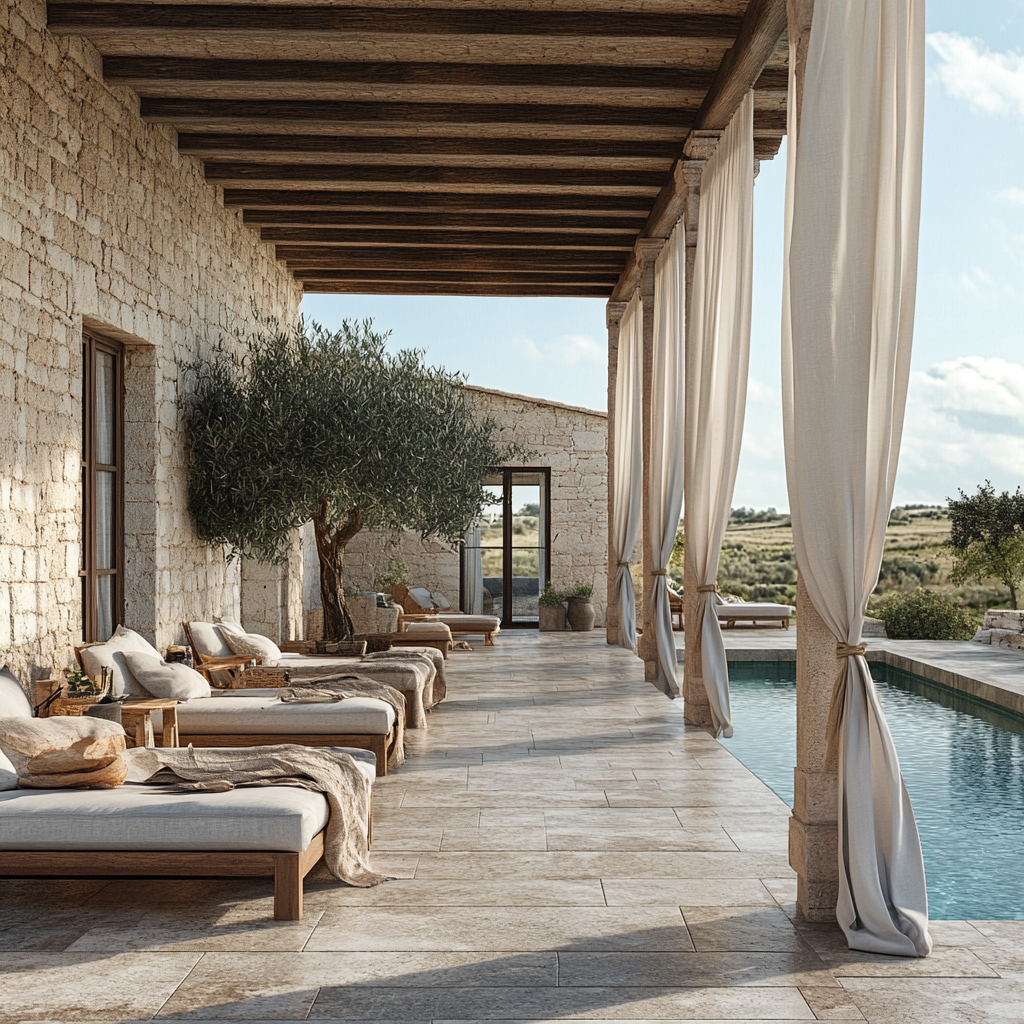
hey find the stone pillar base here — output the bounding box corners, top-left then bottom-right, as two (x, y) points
(789, 815), (839, 923)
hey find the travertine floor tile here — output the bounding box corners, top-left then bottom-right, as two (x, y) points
(682, 907), (809, 952)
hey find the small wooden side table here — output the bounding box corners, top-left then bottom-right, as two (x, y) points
(120, 699), (180, 748)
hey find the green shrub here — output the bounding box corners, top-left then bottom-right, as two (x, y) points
(539, 581), (566, 607)
(870, 588), (975, 641)
(567, 582), (594, 598)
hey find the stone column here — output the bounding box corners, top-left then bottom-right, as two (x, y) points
(605, 300), (628, 645)
(678, 135), (720, 727)
(783, 0), (837, 924)
(634, 237), (666, 684)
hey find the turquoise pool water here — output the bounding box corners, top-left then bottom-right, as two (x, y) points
(719, 661), (1024, 920)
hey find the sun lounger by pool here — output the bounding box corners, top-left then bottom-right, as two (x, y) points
(0, 671), (375, 918)
(715, 600), (794, 629)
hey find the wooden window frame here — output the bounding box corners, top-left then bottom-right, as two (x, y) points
(81, 330), (125, 642)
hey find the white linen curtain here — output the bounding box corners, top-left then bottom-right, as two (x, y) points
(463, 524), (483, 615)
(682, 90), (755, 734)
(782, 0), (931, 956)
(611, 292), (643, 650)
(649, 223), (686, 688)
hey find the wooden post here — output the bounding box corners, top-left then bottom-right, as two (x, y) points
(783, 0), (838, 925)
(634, 237), (667, 684)
(679, 139), (718, 727)
(606, 300), (628, 646)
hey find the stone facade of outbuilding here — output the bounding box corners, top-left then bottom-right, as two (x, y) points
(305, 386), (609, 634)
(1, 0), (302, 681)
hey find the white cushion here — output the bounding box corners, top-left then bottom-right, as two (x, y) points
(123, 653), (212, 700)
(714, 602), (794, 618)
(408, 587), (435, 608)
(187, 621), (233, 659)
(0, 782), (329, 852)
(222, 629), (282, 661)
(0, 747), (17, 791)
(403, 621), (453, 640)
(176, 695), (395, 736)
(438, 614), (500, 632)
(0, 667), (32, 719)
(429, 590), (452, 609)
(79, 626), (161, 697)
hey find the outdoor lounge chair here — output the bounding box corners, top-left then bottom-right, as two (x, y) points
(393, 585), (501, 645)
(182, 622), (441, 728)
(76, 630), (400, 775)
(714, 598), (794, 629)
(0, 670), (375, 919)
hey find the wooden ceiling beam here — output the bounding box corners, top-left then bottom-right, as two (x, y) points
(142, 98), (698, 128)
(260, 227), (635, 249)
(243, 210), (648, 232)
(275, 246), (626, 267)
(204, 163), (667, 190)
(302, 283), (613, 296)
(293, 269), (618, 285)
(224, 189), (653, 213)
(178, 134), (682, 161)
(105, 57), (722, 91)
(49, 5), (742, 38)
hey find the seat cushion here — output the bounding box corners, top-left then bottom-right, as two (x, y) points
(438, 615), (500, 633)
(176, 695), (395, 736)
(218, 620), (283, 661)
(402, 622), (453, 640)
(0, 667), (32, 719)
(0, 782), (329, 852)
(187, 621), (233, 659)
(715, 602), (793, 618)
(124, 653), (212, 700)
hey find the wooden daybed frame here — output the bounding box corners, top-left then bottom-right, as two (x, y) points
(0, 832), (324, 920)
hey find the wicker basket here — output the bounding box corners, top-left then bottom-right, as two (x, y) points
(352, 633), (393, 654)
(230, 667), (291, 688)
(49, 693), (108, 717)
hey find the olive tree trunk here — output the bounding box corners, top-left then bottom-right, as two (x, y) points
(312, 498), (363, 640)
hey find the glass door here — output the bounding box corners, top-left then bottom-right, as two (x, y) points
(463, 468), (550, 627)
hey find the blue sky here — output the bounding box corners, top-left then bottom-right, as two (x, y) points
(302, 0), (1024, 511)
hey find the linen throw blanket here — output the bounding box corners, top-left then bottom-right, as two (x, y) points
(124, 744), (387, 886)
(365, 648), (447, 704)
(277, 675), (406, 768)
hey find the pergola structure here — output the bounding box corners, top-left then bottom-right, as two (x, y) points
(48, 0), (787, 298)
(46, 0), (926, 946)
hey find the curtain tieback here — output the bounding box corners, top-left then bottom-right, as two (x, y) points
(651, 569), (668, 577)
(696, 584), (718, 594)
(825, 643), (868, 770)
(617, 561), (631, 567)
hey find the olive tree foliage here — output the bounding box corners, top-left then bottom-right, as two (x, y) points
(181, 318), (521, 638)
(947, 482), (1024, 610)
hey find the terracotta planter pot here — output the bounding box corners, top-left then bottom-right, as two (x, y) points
(538, 604), (567, 632)
(566, 596), (596, 631)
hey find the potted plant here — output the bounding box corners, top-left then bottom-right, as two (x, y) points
(566, 582), (596, 631)
(538, 581), (567, 631)
(376, 558), (408, 602)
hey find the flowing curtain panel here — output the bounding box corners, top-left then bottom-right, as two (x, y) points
(462, 524), (483, 615)
(782, 0), (931, 956)
(649, 223), (686, 688)
(682, 90), (755, 733)
(611, 293), (643, 650)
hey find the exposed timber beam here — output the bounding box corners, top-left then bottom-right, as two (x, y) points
(302, 283), (613, 296)
(610, 0), (788, 299)
(223, 190), (654, 214)
(274, 247), (626, 268)
(242, 210), (649, 232)
(260, 228), (635, 250)
(49, 5), (743, 39)
(292, 270), (618, 286)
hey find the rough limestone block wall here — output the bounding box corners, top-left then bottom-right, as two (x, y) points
(335, 386), (609, 626)
(240, 535), (304, 643)
(0, 0), (302, 682)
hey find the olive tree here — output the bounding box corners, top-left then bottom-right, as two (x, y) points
(947, 482), (1024, 609)
(182, 318), (520, 638)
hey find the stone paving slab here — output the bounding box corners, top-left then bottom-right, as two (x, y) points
(2, 631), (1023, 1022)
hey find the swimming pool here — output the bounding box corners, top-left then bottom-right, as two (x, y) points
(719, 661), (1024, 921)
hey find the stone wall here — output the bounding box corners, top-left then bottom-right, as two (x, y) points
(316, 385), (609, 633)
(0, 0), (303, 681)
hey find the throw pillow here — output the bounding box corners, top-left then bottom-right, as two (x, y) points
(0, 747), (17, 791)
(0, 716), (127, 789)
(222, 629), (282, 661)
(123, 652), (211, 700)
(429, 590), (452, 610)
(79, 625), (161, 697)
(408, 587), (435, 610)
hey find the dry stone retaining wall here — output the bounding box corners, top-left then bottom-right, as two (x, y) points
(1, 0), (302, 681)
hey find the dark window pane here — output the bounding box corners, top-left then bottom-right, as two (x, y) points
(96, 574), (115, 642)
(95, 470), (115, 569)
(95, 350), (116, 465)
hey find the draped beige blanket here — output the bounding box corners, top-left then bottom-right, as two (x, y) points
(277, 675), (406, 768)
(124, 744), (387, 886)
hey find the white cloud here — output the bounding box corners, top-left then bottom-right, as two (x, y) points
(997, 187), (1024, 206)
(898, 357), (1024, 498)
(927, 32), (1024, 117)
(512, 332), (604, 367)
